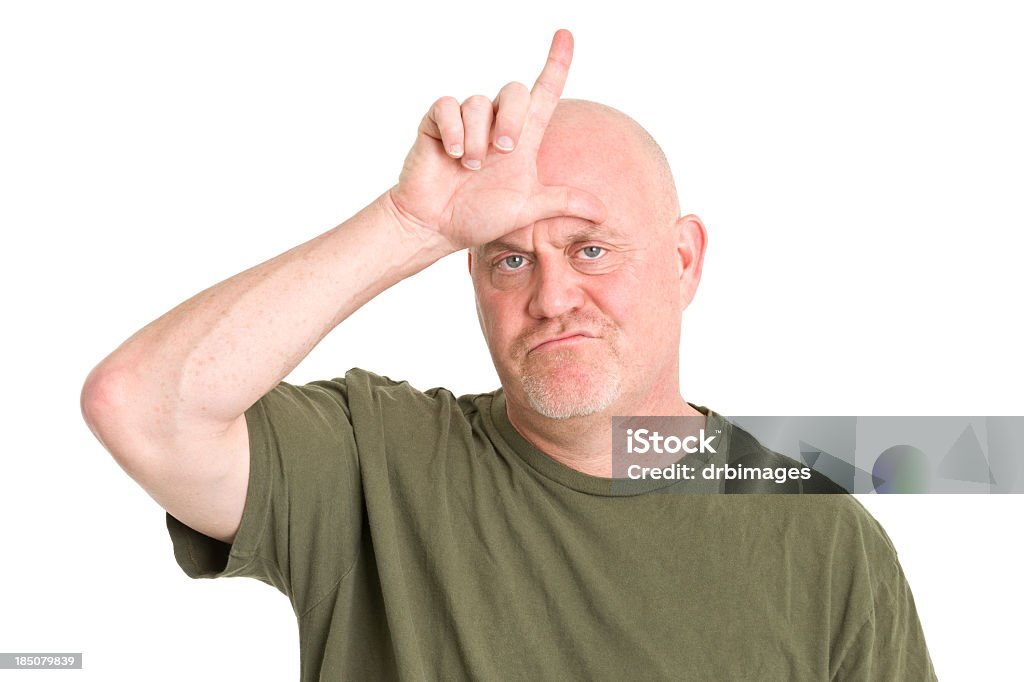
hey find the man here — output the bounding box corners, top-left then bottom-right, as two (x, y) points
(80, 29), (936, 680)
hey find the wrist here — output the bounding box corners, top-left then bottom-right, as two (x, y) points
(377, 187), (458, 259)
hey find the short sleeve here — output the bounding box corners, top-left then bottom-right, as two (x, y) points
(166, 378), (364, 615)
(830, 554), (938, 681)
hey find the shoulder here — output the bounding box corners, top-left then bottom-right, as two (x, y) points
(764, 493), (898, 559)
(334, 367), (498, 436)
(250, 369), (498, 445)
(338, 367), (492, 411)
(718, 494), (901, 605)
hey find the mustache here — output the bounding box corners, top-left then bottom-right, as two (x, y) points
(512, 312), (617, 357)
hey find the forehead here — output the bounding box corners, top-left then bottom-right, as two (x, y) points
(537, 118), (664, 226)
(479, 219), (632, 256)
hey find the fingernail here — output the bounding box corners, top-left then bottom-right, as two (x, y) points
(464, 159), (481, 170)
(449, 144), (463, 157)
(495, 136), (514, 151)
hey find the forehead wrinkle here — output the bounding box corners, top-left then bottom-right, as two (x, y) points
(560, 224), (630, 247)
(481, 221), (630, 259)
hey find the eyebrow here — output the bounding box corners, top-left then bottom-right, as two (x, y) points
(478, 239), (526, 259)
(479, 224), (628, 258)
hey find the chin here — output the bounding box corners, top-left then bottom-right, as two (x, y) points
(520, 359), (622, 420)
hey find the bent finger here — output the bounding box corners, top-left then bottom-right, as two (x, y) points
(419, 96), (465, 158)
(492, 81), (530, 153)
(461, 95), (493, 170)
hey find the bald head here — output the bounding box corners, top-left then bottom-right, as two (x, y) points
(538, 99), (680, 229)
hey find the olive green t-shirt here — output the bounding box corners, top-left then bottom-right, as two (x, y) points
(166, 368), (936, 681)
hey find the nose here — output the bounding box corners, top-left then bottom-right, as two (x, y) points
(527, 258), (585, 320)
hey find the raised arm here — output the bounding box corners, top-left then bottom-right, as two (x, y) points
(80, 29), (604, 544)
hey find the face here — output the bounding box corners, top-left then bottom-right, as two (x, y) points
(473, 218), (662, 420)
(470, 108), (703, 421)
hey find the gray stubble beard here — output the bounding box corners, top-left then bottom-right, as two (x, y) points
(519, 348), (623, 420)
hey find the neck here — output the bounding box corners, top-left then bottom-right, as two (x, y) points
(504, 385), (705, 478)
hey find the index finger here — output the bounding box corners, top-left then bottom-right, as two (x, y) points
(521, 29), (574, 147)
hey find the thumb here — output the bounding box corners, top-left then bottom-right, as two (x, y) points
(519, 184), (607, 227)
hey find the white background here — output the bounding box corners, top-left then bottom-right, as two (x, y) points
(2, 1), (1021, 679)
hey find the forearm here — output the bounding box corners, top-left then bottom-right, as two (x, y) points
(83, 189), (451, 443)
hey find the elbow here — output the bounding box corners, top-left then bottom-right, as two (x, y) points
(80, 362), (143, 461)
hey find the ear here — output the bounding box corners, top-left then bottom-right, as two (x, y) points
(675, 214), (707, 310)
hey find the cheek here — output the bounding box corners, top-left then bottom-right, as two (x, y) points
(593, 262), (679, 330)
(488, 269), (532, 291)
(477, 291), (524, 342)
(639, 251), (683, 307)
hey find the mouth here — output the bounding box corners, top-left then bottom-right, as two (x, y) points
(528, 332), (595, 354)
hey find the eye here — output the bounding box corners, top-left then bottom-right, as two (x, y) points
(579, 245), (606, 259)
(499, 254), (527, 270)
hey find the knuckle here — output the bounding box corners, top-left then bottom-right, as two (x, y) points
(501, 81), (529, 98)
(462, 94), (492, 111)
(494, 109), (522, 130)
(432, 96), (457, 113)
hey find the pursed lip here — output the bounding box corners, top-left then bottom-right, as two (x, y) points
(528, 331), (595, 354)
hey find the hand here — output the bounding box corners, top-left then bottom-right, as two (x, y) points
(386, 29), (607, 252)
